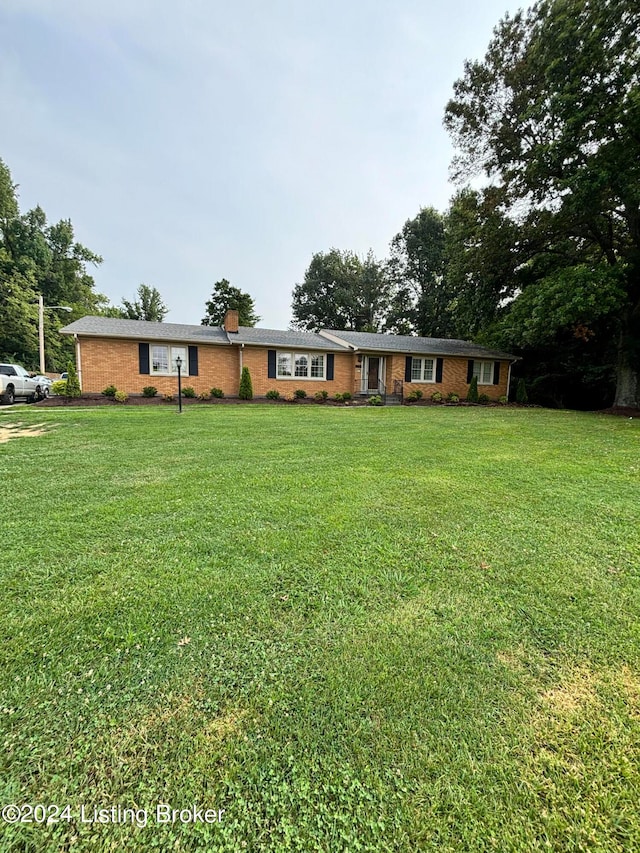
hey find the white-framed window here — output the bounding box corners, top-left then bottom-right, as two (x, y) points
(151, 345), (188, 375)
(277, 351), (325, 380)
(277, 353), (292, 377)
(411, 357), (435, 383)
(473, 360), (494, 385)
(295, 354), (308, 377)
(311, 354), (324, 378)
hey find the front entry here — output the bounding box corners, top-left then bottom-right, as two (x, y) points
(361, 355), (385, 394)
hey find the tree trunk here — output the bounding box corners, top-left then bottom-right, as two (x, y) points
(613, 324), (639, 408)
(614, 361), (638, 408)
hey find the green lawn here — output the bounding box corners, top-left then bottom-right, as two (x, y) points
(1, 404), (639, 852)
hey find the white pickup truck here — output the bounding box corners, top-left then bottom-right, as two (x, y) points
(0, 363), (44, 404)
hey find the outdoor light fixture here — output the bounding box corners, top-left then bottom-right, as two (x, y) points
(175, 355), (183, 413)
(37, 295), (72, 373)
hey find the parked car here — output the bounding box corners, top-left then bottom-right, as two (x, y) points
(60, 372), (68, 380)
(29, 375), (53, 398)
(0, 364), (44, 404)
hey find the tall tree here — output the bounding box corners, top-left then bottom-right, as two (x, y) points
(291, 249), (391, 332)
(443, 188), (524, 339)
(444, 0), (640, 407)
(385, 207), (453, 337)
(121, 284), (168, 321)
(201, 279), (260, 327)
(0, 158), (108, 369)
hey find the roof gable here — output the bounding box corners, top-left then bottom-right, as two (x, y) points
(320, 329), (516, 361)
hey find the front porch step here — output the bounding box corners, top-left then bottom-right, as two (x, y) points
(385, 396), (402, 406)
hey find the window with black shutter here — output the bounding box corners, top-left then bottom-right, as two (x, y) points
(139, 343), (150, 375)
(188, 346), (198, 377)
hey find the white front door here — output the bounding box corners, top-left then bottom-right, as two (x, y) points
(361, 356), (385, 394)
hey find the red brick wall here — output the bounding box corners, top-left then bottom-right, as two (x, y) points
(78, 338), (239, 396)
(241, 347), (354, 397)
(385, 353), (510, 399)
(77, 337), (511, 400)
(78, 338), (355, 398)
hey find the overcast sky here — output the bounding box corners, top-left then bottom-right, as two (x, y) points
(1, 0), (524, 328)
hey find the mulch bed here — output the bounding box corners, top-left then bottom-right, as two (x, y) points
(35, 394), (366, 408)
(36, 395), (517, 409)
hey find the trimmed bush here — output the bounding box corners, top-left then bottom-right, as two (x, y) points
(163, 394), (175, 402)
(65, 362), (81, 398)
(266, 389), (280, 400)
(516, 378), (529, 404)
(447, 392), (460, 403)
(294, 389), (307, 399)
(368, 395), (383, 406)
(142, 386), (158, 398)
(102, 385), (117, 398)
(341, 391), (352, 401)
(182, 386), (196, 398)
(430, 390), (443, 402)
(499, 395), (508, 404)
(314, 390), (329, 402)
(467, 375), (479, 403)
(239, 366), (253, 400)
(51, 380), (67, 396)
(210, 388), (224, 398)
(114, 390), (128, 403)
(198, 391), (210, 401)
(478, 393), (490, 404)
(406, 389), (423, 403)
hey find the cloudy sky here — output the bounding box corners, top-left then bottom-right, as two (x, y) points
(1, 0), (523, 328)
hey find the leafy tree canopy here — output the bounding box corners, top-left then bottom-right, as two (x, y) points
(201, 279), (260, 327)
(386, 207), (453, 337)
(121, 284), (168, 322)
(291, 249), (391, 332)
(444, 0), (640, 406)
(0, 158), (109, 370)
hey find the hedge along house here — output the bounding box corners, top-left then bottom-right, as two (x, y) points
(60, 310), (517, 401)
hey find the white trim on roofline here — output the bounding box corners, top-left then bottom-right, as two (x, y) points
(317, 330), (358, 350)
(61, 331), (233, 347)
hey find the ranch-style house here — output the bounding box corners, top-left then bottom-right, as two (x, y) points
(60, 310), (517, 402)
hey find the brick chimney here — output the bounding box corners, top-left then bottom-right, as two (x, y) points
(223, 309), (239, 333)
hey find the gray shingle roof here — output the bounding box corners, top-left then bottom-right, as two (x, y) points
(60, 316), (517, 361)
(61, 317), (347, 351)
(60, 317), (230, 345)
(321, 329), (516, 361)
(231, 326), (346, 351)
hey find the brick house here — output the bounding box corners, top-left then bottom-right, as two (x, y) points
(60, 311), (517, 402)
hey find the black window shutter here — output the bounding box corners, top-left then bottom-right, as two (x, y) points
(327, 353), (334, 380)
(436, 358), (443, 383)
(493, 362), (500, 385)
(188, 346), (198, 376)
(267, 350), (276, 379)
(139, 342), (150, 375)
(404, 356), (412, 382)
(467, 360), (474, 383)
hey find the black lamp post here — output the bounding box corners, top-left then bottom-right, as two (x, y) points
(175, 355), (183, 413)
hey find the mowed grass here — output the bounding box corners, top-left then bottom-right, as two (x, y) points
(0, 404), (639, 852)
